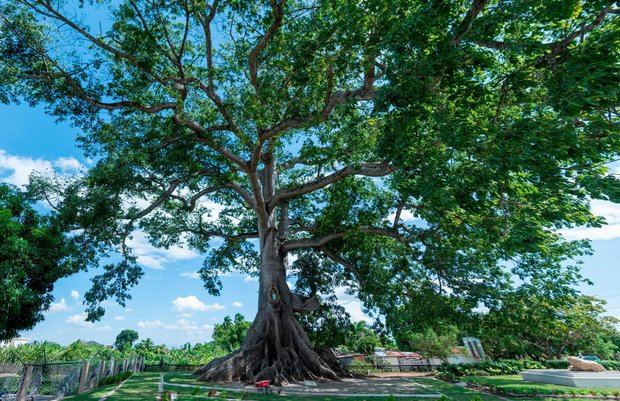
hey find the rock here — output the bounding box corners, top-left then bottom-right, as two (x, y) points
(568, 356), (606, 372)
(303, 380), (318, 387)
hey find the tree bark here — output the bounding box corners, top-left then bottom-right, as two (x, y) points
(194, 230), (343, 384)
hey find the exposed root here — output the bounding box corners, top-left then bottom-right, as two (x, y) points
(195, 310), (345, 384)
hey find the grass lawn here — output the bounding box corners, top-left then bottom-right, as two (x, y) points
(163, 373), (501, 401)
(165, 382), (437, 401)
(67, 372), (620, 401)
(65, 372), (160, 401)
(407, 377), (504, 401)
(463, 375), (620, 396)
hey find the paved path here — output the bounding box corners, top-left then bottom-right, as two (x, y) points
(98, 374), (133, 401)
(163, 377), (444, 398)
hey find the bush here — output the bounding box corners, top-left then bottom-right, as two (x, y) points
(436, 358), (620, 381)
(436, 359), (545, 378)
(98, 371), (133, 386)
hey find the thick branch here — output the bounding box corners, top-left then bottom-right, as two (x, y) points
(261, 61), (377, 141)
(248, 0), (285, 89)
(282, 226), (411, 251)
(452, 0), (489, 45)
(320, 247), (365, 287)
(268, 162), (394, 208)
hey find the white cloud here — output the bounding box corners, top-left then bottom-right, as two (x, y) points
(0, 149), (85, 187)
(180, 271), (200, 279)
(113, 316), (124, 321)
(128, 231), (199, 270)
(333, 286), (372, 323)
(231, 301), (243, 308)
(387, 208), (419, 224)
(49, 298), (70, 313)
(70, 290), (80, 300)
(55, 157), (84, 172)
(0, 149), (53, 186)
(172, 295), (225, 312)
(244, 275), (258, 282)
(181, 312), (193, 318)
(561, 200), (620, 241)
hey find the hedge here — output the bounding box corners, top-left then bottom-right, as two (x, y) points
(463, 376), (620, 397)
(98, 371), (133, 386)
(436, 359), (620, 381)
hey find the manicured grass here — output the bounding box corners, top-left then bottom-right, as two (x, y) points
(65, 372), (160, 401)
(408, 377), (505, 401)
(463, 375), (620, 396)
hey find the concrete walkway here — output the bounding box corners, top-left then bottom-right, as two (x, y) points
(163, 377), (444, 398)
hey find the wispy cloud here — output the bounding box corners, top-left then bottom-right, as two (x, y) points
(561, 200), (620, 241)
(49, 298), (70, 313)
(65, 313), (110, 330)
(128, 231), (198, 270)
(0, 149), (84, 187)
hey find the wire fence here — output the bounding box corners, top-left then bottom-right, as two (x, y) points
(0, 358), (144, 401)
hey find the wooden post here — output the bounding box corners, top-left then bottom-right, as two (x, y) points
(17, 365), (33, 401)
(78, 362), (90, 393)
(99, 360), (106, 380)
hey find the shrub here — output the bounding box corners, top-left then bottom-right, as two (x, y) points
(98, 371), (133, 386)
(436, 359), (545, 378)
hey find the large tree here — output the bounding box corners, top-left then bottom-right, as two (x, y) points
(1, 0), (619, 383)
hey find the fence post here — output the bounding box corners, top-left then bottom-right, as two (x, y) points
(17, 365), (33, 401)
(78, 362), (90, 394)
(99, 360), (107, 380)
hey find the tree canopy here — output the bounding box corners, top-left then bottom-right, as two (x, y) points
(115, 329), (140, 351)
(0, 183), (86, 341)
(1, 0), (619, 382)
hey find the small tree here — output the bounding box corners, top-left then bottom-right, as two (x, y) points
(481, 293), (619, 359)
(407, 327), (459, 363)
(212, 314), (251, 353)
(115, 329), (139, 352)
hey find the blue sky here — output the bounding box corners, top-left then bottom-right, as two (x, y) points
(1, 102), (619, 347)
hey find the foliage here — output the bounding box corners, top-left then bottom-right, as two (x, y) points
(0, 337), (225, 365)
(401, 326), (459, 361)
(1, 0), (619, 377)
(0, 184), (88, 340)
(212, 314), (251, 353)
(97, 371), (133, 387)
(437, 359), (620, 379)
(479, 293), (619, 359)
(134, 341), (226, 366)
(463, 375), (619, 397)
(0, 340), (119, 363)
(297, 299), (356, 350)
(115, 330), (139, 352)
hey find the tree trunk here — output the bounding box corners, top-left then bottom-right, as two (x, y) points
(194, 230), (343, 384)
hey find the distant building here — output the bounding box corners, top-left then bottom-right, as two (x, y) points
(0, 338), (30, 348)
(337, 353), (366, 366)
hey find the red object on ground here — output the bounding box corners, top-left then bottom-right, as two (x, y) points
(254, 380), (271, 388)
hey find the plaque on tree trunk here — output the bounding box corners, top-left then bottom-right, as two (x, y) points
(269, 283), (280, 304)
